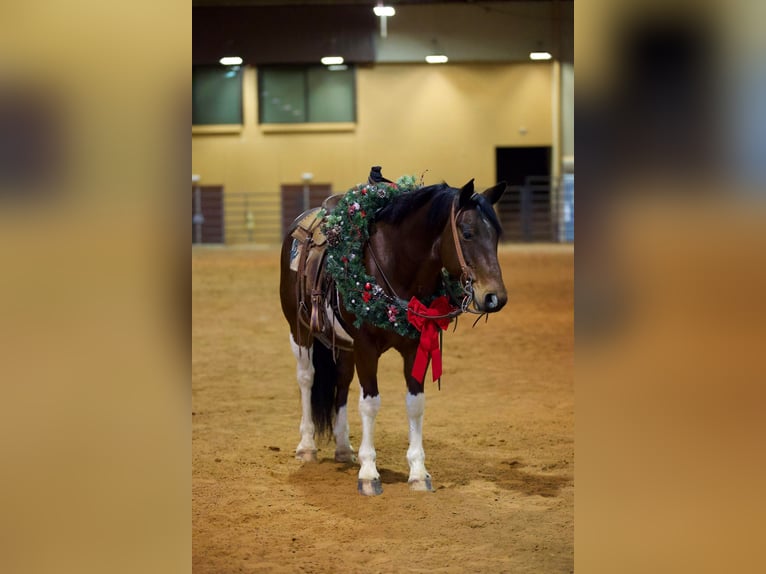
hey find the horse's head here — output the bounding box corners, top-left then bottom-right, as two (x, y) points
(441, 179), (508, 313)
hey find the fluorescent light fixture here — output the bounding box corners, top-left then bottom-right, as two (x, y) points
(425, 55), (448, 64)
(529, 51), (552, 61)
(321, 56), (344, 66)
(373, 6), (395, 17)
(219, 56), (243, 66)
(328, 64), (348, 71)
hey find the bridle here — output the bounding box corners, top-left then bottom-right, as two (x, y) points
(368, 195), (487, 321)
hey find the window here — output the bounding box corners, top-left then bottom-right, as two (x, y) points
(192, 65), (243, 125)
(259, 65), (355, 124)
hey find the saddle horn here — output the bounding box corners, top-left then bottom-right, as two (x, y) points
(368, 166), (393, 185)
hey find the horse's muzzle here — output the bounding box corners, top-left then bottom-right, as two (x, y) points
(479, 291), (507, 313)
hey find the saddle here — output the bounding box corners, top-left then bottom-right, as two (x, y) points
(290, 167), (389, 350)
(290, 194), (349, 349)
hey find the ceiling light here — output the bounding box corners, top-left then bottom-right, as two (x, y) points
(529, 51), (552, 61)
(321, 56), (344, 66)
(425, 55), (448, 64)
(219, 56), (243, 66)
(374, 4), (395, 38)
(373, 6), (395, 17)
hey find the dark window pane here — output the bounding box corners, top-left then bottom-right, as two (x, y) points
(259, 68), (306, 123)
(307, 67), (355, 122)
(259, 65), (355, 124)
(192, 66), (243, 125)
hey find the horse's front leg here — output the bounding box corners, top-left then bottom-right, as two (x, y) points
(403, 349), (433, 492)
(355, 341), (382, 496)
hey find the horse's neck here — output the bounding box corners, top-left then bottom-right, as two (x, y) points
(369, 218), (444, 300)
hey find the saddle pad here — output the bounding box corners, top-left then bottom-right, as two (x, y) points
(289, 238), (301, 271)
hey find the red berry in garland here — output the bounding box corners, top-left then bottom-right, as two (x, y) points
(364, 282), (372, 291)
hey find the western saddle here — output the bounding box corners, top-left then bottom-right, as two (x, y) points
(289, 193), (349, 350)
(290, 167), (391, 351)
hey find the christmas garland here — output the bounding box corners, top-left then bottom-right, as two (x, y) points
(320, 175), (464, 339)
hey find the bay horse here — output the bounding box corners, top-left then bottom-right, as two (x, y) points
(279, 168), (508, 495)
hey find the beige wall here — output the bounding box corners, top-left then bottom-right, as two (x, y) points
(192, 62), (554, 242)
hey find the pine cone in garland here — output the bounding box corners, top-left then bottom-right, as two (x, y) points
(325, 225), (341, 247)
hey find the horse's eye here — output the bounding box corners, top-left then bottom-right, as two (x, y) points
(462, 228), (473, 240)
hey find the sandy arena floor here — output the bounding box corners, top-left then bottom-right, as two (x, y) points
(193, 244), (573, 573)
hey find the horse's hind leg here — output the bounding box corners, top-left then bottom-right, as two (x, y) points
(333, 350), (356, 463)
(290, 333), (317, 462)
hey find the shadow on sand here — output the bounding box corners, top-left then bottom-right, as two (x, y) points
(287, 437), (570, 499)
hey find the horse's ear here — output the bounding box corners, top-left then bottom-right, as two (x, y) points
(483, 181), (507, 205)
(458, 179), (475, 208)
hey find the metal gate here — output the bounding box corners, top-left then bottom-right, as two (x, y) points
(495, 176), (573, 242)
(224, 192), (282, 243)
(192, 179), (572, 245)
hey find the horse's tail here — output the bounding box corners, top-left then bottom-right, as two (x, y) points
(311, 339), (337, 438)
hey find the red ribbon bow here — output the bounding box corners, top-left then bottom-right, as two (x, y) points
(407, 296), (454, 384)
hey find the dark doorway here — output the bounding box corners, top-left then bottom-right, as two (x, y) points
(192, 185), (225, 244)
(496, 146), (551, 186)
(495, 146), (553, 241)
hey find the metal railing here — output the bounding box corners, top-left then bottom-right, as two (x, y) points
(495, 175), (574, 243)
(208, 177), (573, 245)
(224, 192), (282, 244)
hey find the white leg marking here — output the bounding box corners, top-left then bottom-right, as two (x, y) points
(406, 392), (431, 485)
(333, 405), (354, 461)
(290, 334), (316, 458)
(358, 390), (381, 481)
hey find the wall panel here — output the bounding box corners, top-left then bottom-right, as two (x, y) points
(192, 62), (553, 243)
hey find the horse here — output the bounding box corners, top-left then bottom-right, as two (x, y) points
(279, 167), (508, 496)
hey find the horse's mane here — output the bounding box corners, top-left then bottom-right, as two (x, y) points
(375, 182), (502, 235)
(375, 183), (454, 231)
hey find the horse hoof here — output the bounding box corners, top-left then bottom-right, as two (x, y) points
(334, 450), (357, 463)
(409, 478), (434, 492)
(358, 478), (383, 496)
(295, 449), (317, 462)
